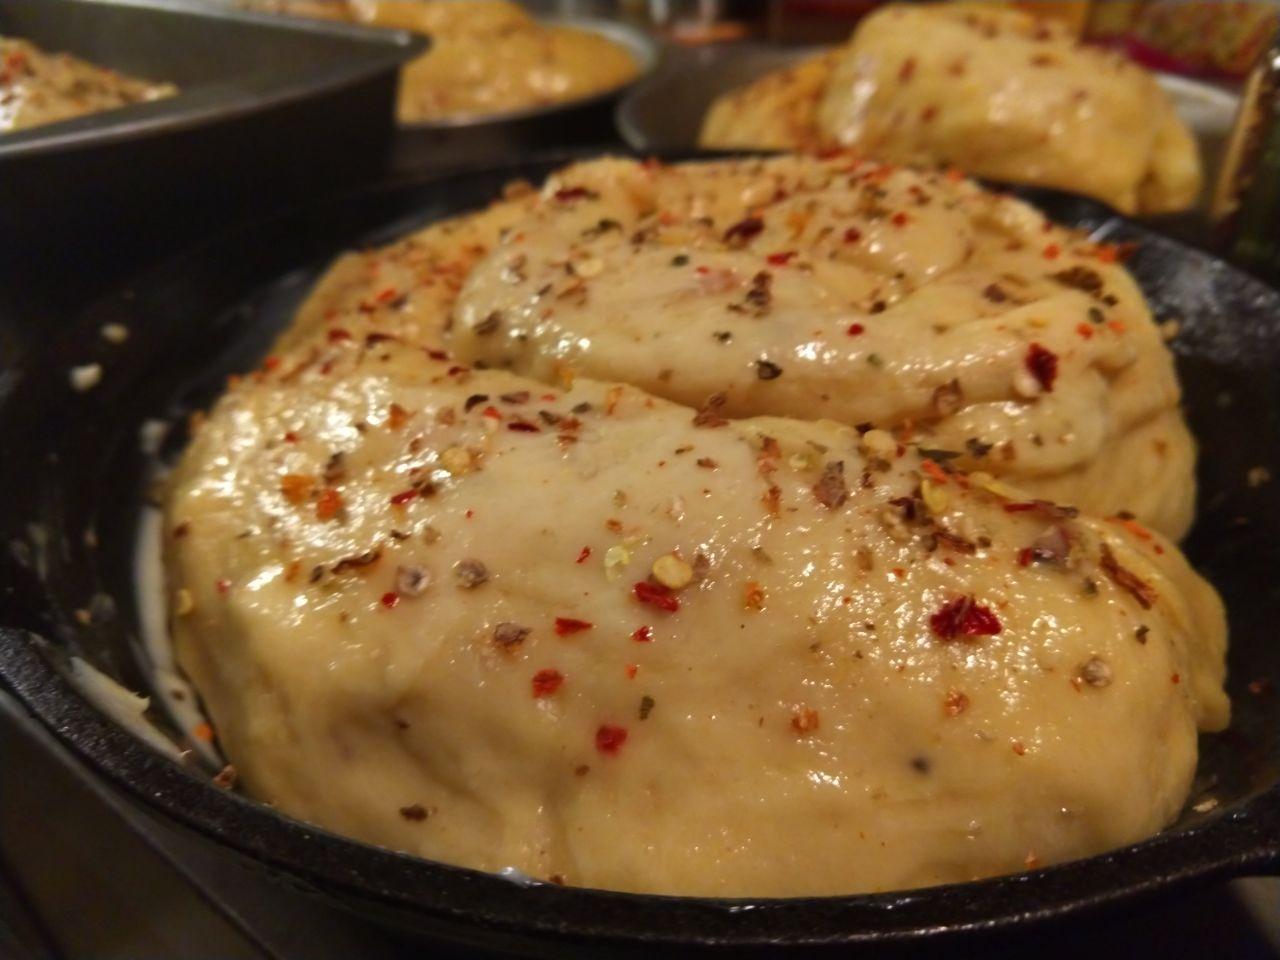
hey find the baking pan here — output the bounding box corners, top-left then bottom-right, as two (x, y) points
(390, 16), (660, 173)
(0, 0), (425, 337)
(1, 156), (1278, 955)
(616, 43), (1239, 216)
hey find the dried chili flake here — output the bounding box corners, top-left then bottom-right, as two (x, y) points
(1042, 243), (1061, 260)
(1025, 343), (1059, 392)
(813, 460), (849, 508)
(464, 394), (489, 412)
(744, 581), (765, 610)
(215, 579), (231, 595)
(791, 707), (820, 734)
(890, 212), (910, 228)
(843, 227), (863, 243)
(766, 251), (797, 266)
(399, 804), (428, 821)
(756, 359), (783, 380)
(595, 724), (628, 755)
(507, 420), (540, 433)
(692, 392), (729, 428)
(390, 488), (418, 507)
(929, 595), (1002, 641)
(723, 216), (764, 248)
(454, 559), (489, 589)
(634, 581), (679, 612)
(494, 622), (530, 649)
(576, 546), (592, 564)
(553, 186), (599, 203)
(380, 591), (400, 609)
(331, 549), (381, 575)
(1051, 266), (1104, 296)
(554, 617), (593, 636)
(1099, 542), (1157, 609)
(920, 459), (950, 485)
(943, 690), (970, 717)
(631, 625), (653, 643)
(531, 669), (564, 698)
(315, 487), (343, 521)
(847, 323), (865, 336)
(898, 56), (917, 82)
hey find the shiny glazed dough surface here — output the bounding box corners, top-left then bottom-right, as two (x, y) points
(699, 3), (1201, 215)
(165, 155), (1229, 897)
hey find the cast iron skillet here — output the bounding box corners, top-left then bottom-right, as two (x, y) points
(1, 157), (1279, 956)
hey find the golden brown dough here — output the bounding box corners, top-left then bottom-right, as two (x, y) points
(700, 3), (1202, 215)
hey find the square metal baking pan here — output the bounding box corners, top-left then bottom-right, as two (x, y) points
(0, 0), (426, 325)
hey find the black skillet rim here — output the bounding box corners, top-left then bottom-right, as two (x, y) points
(2, 156), (1279, 949)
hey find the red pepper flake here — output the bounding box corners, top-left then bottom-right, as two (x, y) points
(1017, 547), (1034, 567)
(791, 707), (820, 734)
(921, 459), (950, 485)
(283, 431), (300, 443)
(531, 669), (564, 698)
(380, 591), (399, 609)
(766, 251), (796, 266)
(575, 546), (592, 564)
(634, 581), (679, 612)
(327, 327), (352, 343)
(375, 286), (399, 304)
(390, 489), (417, 507)
(843, 227), (863, 243)
(553, 186), (598, 203)
(507, 421), (540, 433)
(929, 595), (1002, 641)
(1171, 672), (1181, 685)
(890, 211), (910, 228)
(1076, 322), (1094, 340)
(1115, 517), (1153, 541)
(625, 664), (638, 679)
(387, 403), (409, 430)
(1011, 740), (1026, 756)
(847, 322), (865, 336)
(1025, 343), (1059, 392)
(262, 355), (281, 372)
(554, 617), (594, 636)
(193, 722), (215, 743)
(595, 724), (628, 755)
(1043, 243), (1061, 260)
(723, 216), (764, 248)
(743, 581), (765, 610)
(1107, 319), (1127, 334)
(631, 625), (653, 643)
(315, 487), (343, 521)
(215, 579), (231, 595)
(898, 56), (917, 82)
(482, 405), (503, 420)
(943, 690), (970, 717)
(1099, 542), (1158, 609)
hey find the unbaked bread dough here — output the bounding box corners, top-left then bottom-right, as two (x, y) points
(700, 3), (1201, 215)
(164, 155), (1228, 897)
